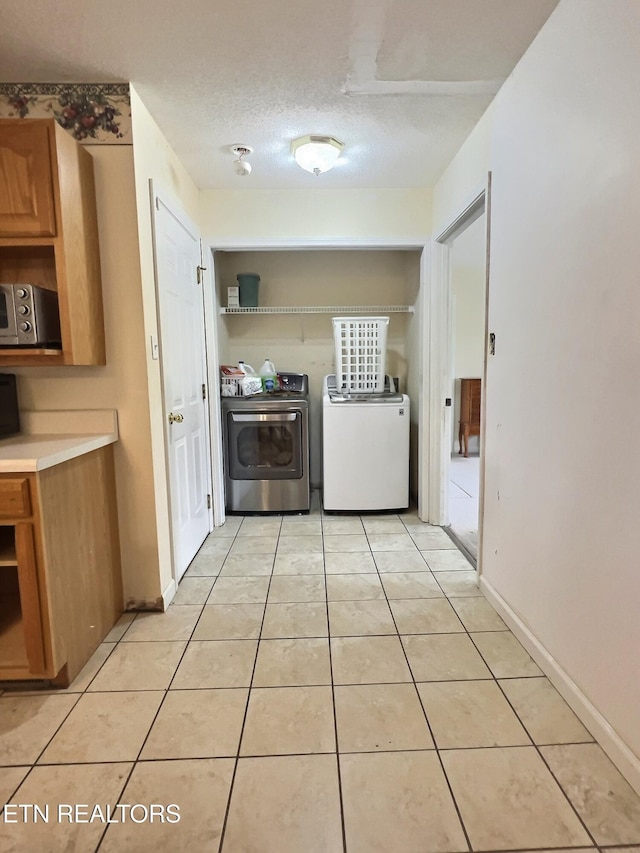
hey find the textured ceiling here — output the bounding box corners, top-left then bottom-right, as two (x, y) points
(0, 0), (559, 189)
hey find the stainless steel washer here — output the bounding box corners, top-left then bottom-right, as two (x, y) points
(221, 373), (310, 513)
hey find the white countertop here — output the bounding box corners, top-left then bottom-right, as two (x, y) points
(0, 432), (118, 472)
(0, 410), (119, 473)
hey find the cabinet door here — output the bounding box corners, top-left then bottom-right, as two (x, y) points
(0, 122), (57, 237)
(0, 523), (45, 676)
(15, 523), (46, 674)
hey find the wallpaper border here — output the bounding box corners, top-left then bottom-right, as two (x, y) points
(0, 83), (131, 144)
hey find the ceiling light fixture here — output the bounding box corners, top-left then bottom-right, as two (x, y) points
(230, 144), (253, 176)
(291, 135), (344, 175)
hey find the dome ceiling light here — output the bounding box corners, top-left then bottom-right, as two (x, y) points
(230, 144), (253, 176)
(291, 135), (344, 175)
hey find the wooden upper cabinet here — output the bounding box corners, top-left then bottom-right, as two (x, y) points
(0, 122), (57, 237)
(0, 119), (105, 366)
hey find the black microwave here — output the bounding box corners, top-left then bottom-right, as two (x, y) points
(0, 373), (20, 438)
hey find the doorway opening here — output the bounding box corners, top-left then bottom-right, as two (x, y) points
(448, 212), (486, 560)
(202, 239), (429, 526)
(427, 182), (489, 568)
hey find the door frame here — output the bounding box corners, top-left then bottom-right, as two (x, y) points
(427, 176), (490, 572)
(201, 234), (431, 528)
(201, 246), (225, 526)
(149, 183), (214, 589)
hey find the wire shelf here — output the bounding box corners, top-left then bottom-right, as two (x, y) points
(220, 305), (413, 315)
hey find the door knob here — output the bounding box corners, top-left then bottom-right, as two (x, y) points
(168, 412), (184, 424)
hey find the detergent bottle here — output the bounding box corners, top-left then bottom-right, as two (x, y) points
(258, 359), (278, 392)
(237, 361), (261, 396)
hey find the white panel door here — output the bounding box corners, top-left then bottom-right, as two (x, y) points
(153, 195), (210, 581)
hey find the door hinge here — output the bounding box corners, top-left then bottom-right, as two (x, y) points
(196, 265), (207, 285)
(207, 494), (211, 509)
(202, 383), (207, 400)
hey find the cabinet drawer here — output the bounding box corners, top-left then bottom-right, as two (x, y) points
(0, 478), (32, 518)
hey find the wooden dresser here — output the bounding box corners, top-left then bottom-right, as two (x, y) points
(458, 378), (481, 457)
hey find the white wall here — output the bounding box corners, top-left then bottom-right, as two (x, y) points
(433, 0), (640, 782)
(200, 188), (431, 245)
(432, 104), (495, 237)
(130, 85), (203, 602)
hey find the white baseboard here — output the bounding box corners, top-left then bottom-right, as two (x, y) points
(480, 576), (640, 796)
(161, 578), (177, 610)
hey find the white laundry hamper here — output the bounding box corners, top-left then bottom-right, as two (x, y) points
(332, 316), (389, 393)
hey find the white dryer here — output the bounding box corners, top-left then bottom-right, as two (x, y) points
(322, 374), (410, 512)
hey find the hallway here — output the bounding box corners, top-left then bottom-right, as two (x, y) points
(1, 498), (640, 850)
(449, 452), (480, 562)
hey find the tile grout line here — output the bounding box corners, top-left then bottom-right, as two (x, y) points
(14, 743), (611, 767)
(497, 677), (601, 848)
(2, 506), (635, 849)
(329, 514), (476, 848)
(93, 516), (238, 852)
(397, 515), (475, 852)
(0, 644), (119, 816)
(419, 528), (538, 849)
(0, 629), (127, 824)
(95, 519), (247, 852)
(11, 746), (599, 766)
(90, 612), (208, 847)
(216, 513), (281, 853)
(92, 760), (139, 851)
(1, 628), (142, 853)
(425, 527), (601, 850)
(321, 508), (349, 853)
(460, 612), (601, 844)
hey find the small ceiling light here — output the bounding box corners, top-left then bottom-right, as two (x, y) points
(230, 144), (253, 176)
(291, 135), (344, 175)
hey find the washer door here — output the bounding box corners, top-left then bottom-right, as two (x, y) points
(226, 410), (303, 480)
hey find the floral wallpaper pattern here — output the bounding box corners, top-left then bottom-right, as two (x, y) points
(0, 83), (131, 144)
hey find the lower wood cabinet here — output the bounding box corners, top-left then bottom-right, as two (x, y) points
(0, 446), (122, 686)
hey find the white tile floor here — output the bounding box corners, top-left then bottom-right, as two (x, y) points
(1, 493), (640, 851)
(449, 452), (480, 560)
